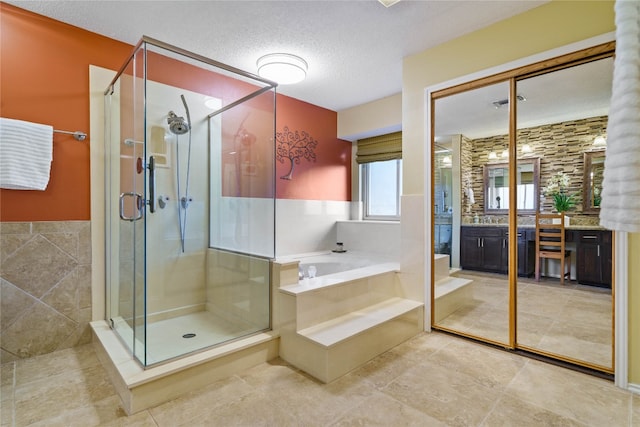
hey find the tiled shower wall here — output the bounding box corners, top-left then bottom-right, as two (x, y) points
(0, 221), (92, 363)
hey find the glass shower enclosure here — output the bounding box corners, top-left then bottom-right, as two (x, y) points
(104, 36), (276, 366)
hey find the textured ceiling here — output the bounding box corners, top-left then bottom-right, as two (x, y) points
(435, 57), (614, 140)
(6, 0), (548, 111)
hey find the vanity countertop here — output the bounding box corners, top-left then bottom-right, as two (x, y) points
(461, 223), (607, 230)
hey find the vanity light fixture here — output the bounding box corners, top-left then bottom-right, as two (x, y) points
(442, 155), (452, 165)
(257, 53), (308, 85)
(501, 149), (509, 158)
(593, 135), (607, 147)
(521, 144), (532, 153)
(488, 151), (498, 160)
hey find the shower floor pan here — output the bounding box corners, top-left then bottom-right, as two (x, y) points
(91, 316), (278, 414)
(110, 311), (262, 365)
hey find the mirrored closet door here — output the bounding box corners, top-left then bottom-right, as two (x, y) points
(431, 43), (615, 374)
(515, 57), (614, 371)
(432, 81), (511, 347)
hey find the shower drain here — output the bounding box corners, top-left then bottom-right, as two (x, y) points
(182, 333), (196, 339)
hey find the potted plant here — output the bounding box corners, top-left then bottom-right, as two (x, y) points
(544, 171), (574, 225)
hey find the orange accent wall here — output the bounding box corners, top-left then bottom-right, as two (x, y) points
(0, 4), (132, 221)
(275, 96), (351, 201)
(0, 4), (351, 222)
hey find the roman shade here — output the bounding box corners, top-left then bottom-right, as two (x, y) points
(355, 131), (402, 164)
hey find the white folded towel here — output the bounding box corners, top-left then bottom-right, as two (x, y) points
(0, 117), (53, 191)
(600, 0), (640, 232)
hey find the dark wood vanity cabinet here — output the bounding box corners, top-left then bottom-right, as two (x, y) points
(461, 226), (612, 286)
(460, 227), (503, 272)
(517, 229), (536, 277)
(460, 228), (484, 270)
(575, 230), (612, 287)
(460, 227), (534, 276)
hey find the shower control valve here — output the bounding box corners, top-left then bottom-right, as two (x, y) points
(158, 195), (170, 209)
(181, 196), (193, 209)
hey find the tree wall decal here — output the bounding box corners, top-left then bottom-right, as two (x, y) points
(276, 126), (318, 180)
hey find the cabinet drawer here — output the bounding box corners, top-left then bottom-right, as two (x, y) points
(577, 230), (611, 244)
(461, 226), (505, 237)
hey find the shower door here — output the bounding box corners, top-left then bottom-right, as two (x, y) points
(104, 45), (147, 362)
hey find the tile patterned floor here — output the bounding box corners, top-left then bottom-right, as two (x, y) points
(436, 271), (613, 368)
(2, 331), (638, 426)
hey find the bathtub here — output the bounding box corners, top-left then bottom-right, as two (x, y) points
(275, 251), (420, 383)
(294, 251), (392, 277)
(275, 251), (400, 295)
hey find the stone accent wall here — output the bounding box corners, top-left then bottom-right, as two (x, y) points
(464, 115), (607, 226)
(0, 221), (92, 363)
(461, 135), (473, 213)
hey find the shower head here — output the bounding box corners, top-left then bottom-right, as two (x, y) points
(167, 111), (190, 135)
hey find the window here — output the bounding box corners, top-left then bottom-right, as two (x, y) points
(362, 159), (402, 220)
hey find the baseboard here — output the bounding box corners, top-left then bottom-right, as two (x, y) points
(628, 382), (640, 395)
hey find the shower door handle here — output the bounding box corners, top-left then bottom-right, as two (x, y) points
(119, 192), (144, 221)
(148, 156), (156, 214)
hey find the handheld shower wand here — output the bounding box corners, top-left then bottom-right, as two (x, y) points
(175, 94), (193, 253)
(179, 94), (192, 210)
(181, 94), (191, 133)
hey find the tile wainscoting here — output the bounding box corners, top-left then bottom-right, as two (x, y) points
(0, 221), (92, 363)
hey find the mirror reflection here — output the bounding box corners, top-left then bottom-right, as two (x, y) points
(434, 145), (453, 257)
(484, 158), (539, 213)
(432, 53), (614, 371)
(583, 150), (605, 213)
(433, 80), (510, 344)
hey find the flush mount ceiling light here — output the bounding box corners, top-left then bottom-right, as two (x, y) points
(257, 53), (308, 85)
(378, 0), (401, 7)
(492, 94), (527, 109)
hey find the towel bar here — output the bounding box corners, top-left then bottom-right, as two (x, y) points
(53, 129), (86, 141)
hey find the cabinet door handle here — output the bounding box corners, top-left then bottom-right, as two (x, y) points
(597, 244), (600, 257)
(582, 235), (598, 240)
(503, 239), (505, 249)
(481, 238), (484, 248)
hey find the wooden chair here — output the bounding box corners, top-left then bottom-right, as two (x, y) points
(535, 213), (571, 284)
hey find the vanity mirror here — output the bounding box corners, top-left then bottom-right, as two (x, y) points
(583, 150), (605, 213)
(483, 157), (539, 214)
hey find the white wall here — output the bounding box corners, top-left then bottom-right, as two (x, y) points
(211, 197), (275, 258)
(275, 199), (351, 257)
(336, 220), (400, 259)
